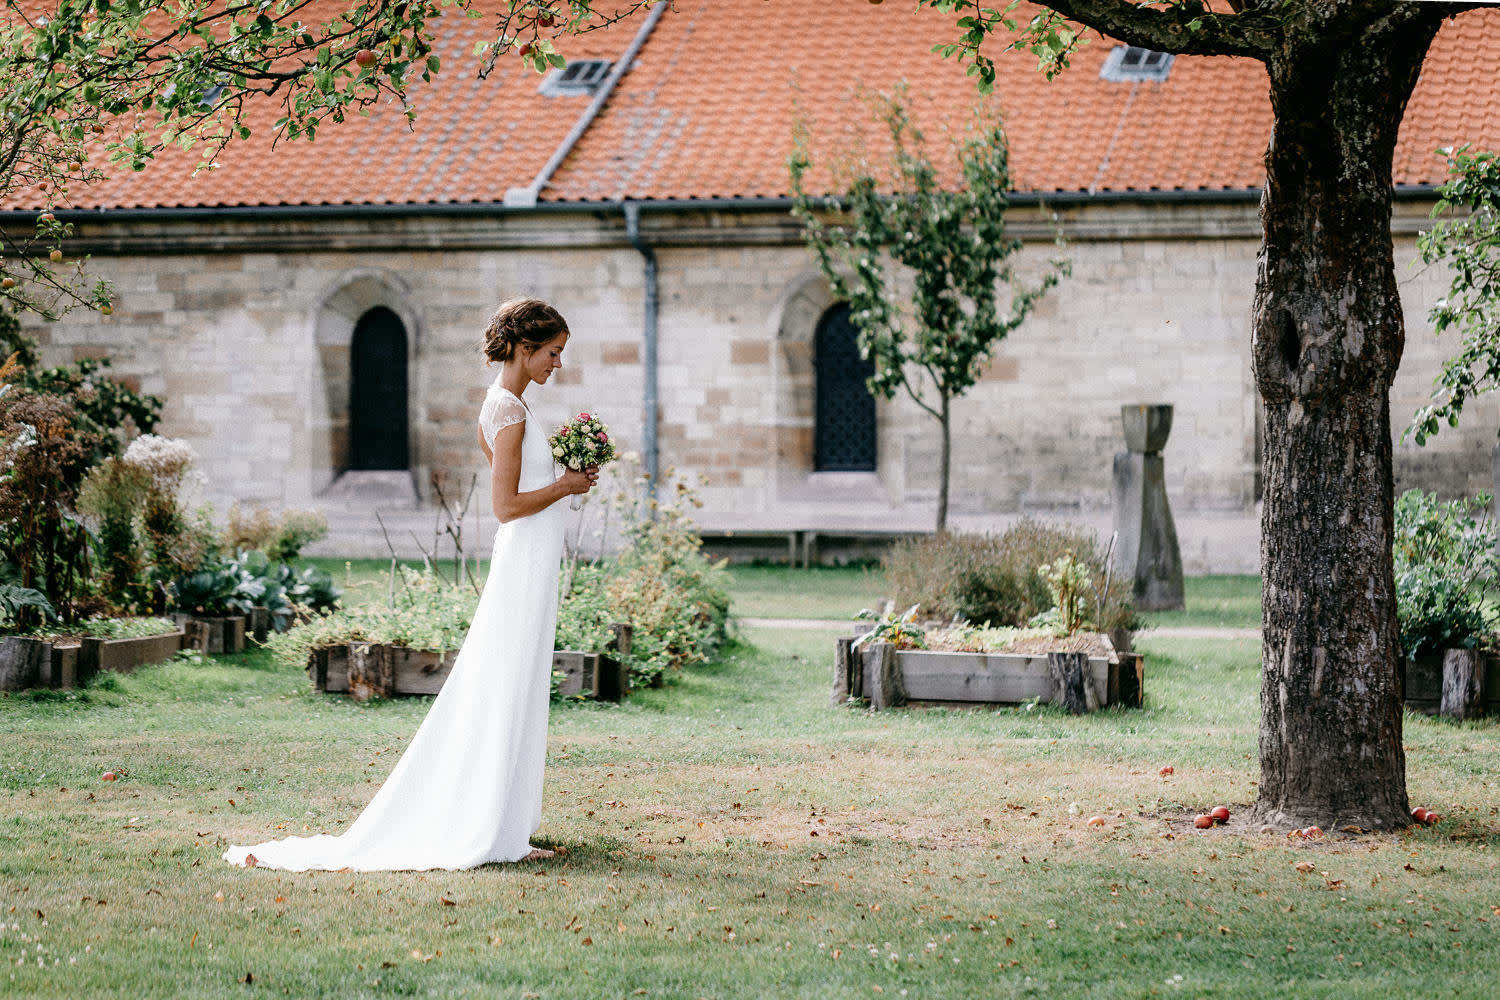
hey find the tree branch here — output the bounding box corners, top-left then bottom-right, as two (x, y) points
(1031, 0), (1281, 58)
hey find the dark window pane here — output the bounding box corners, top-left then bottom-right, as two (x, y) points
(813, 304), (877, 472)
(349, 306), (410, 470)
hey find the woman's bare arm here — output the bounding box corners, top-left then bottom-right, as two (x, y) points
(483, 421), (572, 523)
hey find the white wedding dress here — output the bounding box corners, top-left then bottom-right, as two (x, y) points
(222, 376), (566, 871)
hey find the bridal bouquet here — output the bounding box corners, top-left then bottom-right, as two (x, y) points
(549, 412), (617, 509)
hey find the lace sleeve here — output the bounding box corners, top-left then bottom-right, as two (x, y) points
(479, 389), (527, 449)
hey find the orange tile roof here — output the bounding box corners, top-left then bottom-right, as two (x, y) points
(17, 1), (1500, 211)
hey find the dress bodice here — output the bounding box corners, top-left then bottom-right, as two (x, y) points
(478, 378), (556, 493)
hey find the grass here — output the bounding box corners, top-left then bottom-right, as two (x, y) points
(308, 558), (1264, 631)
(1139, 575), (1262, 631)
(3, 592), (1499, 996)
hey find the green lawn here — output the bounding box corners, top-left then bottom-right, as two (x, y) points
(3, 607), (1497, 997)
(1138, 575), (1262, 630)
(724, 564), (1262, 630)
(310, 558), (1263, 631)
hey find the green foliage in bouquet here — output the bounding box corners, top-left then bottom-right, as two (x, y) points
(1393, 488), (1500, 663)
(548, 411), (617, 471)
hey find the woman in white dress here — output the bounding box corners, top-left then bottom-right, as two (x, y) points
(222, 298), (597, 871)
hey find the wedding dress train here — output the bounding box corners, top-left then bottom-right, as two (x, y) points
(222, 375), (565, 871)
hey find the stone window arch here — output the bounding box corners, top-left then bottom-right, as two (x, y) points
(310, 270), (423, 492)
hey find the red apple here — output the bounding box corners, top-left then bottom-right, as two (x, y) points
(1193, 814), (1213, 829)
(519, 41), (535, 58)
(354, 48), (377, 68)
(49, 249), (62, 263)
(1210, 806), (1230, 824)
(1424, 812), (1441, 826)
(1412, 807), (1430, 823)
(101, 771), (117, 781)
(1, 277), (14, 290)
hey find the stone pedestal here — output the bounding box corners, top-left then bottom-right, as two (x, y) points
(1112, 404), (1185, 611)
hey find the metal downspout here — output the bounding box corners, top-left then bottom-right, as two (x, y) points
(624, 201), (659, 507)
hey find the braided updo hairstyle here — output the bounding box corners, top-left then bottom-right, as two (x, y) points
(482, 297), (569, 365)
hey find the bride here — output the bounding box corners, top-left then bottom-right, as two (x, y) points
(222, 298), (598, 871)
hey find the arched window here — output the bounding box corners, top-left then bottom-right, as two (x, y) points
(813, 303), (877, 472)
(348, 306), (409, 470)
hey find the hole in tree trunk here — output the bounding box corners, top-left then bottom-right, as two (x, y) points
(1277, 310), (1301, 371)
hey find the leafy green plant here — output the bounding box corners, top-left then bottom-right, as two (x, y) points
(1407, 145), (1500, 445)
(76, 455), (152, 611)
(852, 604), (927, 651)
(1393, 488), (1500, 663)
(0, 581), (57, 631)
(1033, 554), (1093, 635)
(265, 565), (478, 670)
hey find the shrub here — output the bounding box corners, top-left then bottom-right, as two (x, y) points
(76, 456), (153, 610)
(266, 565), (477, 670)
(123, 434), (219, 607)
(223, 504), (328, 562)
(885, 520), (1136, 632)
(1393, 488), (1499, 663)
(0, 386), (92, 622)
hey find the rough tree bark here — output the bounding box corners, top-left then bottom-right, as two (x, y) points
(1250, 17), (1442, 830)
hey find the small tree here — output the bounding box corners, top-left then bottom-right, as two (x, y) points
(1407, 145), (1500, 446)
(789, 87), (1068, 532)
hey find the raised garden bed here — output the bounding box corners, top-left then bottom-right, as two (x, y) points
(307, 623), (634, 703)
(1, 626), (185, 691)
(1405, 649), (1500, 720)
(172, 613), (246, 655)
(834, 631), (1143, 713)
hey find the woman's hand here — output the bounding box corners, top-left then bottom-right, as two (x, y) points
(558, 464), (599, 496)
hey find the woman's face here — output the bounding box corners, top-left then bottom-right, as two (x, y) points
(522, 330), (568, 385)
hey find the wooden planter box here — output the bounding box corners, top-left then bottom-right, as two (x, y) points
(80, 631), (185, 676)
(308, 623), (633, 703)
(834, 637), (1144, 713)
(172, 613), (246, 654)
(1, 629), (183, 690)
(247, 607), (272, 645)
(0, 636), (51, 691)
(1405, 649), (1500, 719)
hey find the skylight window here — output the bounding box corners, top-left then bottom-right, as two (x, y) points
(1100, 46), (1174, 83)
(538, 59), (613, 97)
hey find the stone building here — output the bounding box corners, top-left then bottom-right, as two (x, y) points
(7, 2), (1500, 572)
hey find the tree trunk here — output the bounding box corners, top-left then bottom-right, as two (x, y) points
(936, 393), (951, 533)
(1252, 21), (1441, 830)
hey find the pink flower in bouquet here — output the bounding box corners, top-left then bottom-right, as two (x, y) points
(578, 412), (591, 420)
(596, 431), (608, 441)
